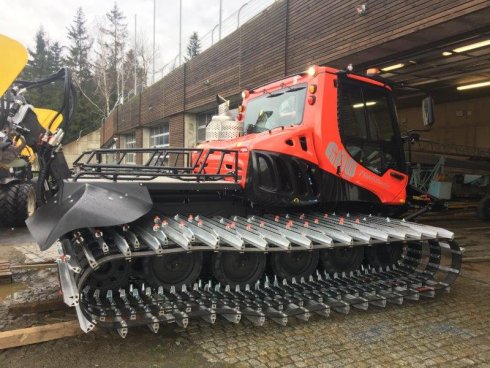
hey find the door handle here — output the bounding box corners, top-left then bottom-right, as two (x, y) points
(390, 171), (405, 180)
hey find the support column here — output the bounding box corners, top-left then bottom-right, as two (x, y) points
(141, 127), (151, 164)
(169, 113), (185, 166)
(169, 113), (185, 147)
(184, 113), (197, 148)
(135, 128), (144, 165)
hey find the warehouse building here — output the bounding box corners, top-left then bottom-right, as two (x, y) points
(101, 0), (490, 176)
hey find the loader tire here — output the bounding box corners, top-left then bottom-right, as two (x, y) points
(478, 195), (490, 221)
(0, 183), (36, 228)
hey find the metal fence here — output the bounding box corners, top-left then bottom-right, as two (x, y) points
(152, 0), (276, 84)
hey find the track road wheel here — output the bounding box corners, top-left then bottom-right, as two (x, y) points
(270, 250), (319, 281)
(320, 246), (364, 273)
(211, 252), (266, 288)
(144, 252), (203, 290)
(365, 242), (404, 269)
(87, 259), (130, 290)
(0, 183), (36, 227)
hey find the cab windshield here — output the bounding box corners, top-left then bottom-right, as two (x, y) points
(243, 84), (307, 134)
(338, 77), (404, 175)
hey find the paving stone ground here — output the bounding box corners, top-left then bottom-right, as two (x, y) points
(174, 271), (490, 368)
(1, 222), (490, 367)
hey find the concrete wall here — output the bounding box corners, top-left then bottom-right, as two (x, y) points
(398, 96), (490, 149)
(63, 129), (101, 167)
(184, 114), (197, 148)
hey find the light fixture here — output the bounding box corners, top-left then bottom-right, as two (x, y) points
(307, 95), (316, 105)
(366, 68), (380, 75)
(457, 81), (490, 91)
(353, 101), (376, 108)
(381, 63), (404, 72)
(442, 51), (452, 57)
(453, 39), (490, 53)
(307, 66), (318, 77)
(356, 4), (367, 16)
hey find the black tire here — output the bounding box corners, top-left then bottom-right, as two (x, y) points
(478, 195), (490, 221)
(270, 250), (319, 281)
(87, 259), (130, 290)
(0, 183), (36, 227)
(143, 252), (203, 290)
(211, 252), (266, 288)
(320, 246), (364, 273)
(365, 243), (404, 268)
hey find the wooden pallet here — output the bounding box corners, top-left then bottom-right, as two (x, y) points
(0, 259), (12, 284)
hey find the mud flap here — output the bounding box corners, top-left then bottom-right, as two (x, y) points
(26, 182), (153, 250)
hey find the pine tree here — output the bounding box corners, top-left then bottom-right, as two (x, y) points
(48, 41), (63, 72)
(97, 3), (128, 108)
(64, 7), (103, 143)
(186, 32), (201, 61)
(66, 7), (92, 81)
(23, 27), (62, 113)
(26, 27), (52, 79)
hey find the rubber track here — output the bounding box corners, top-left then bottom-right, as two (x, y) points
(55, 214), (462, 336)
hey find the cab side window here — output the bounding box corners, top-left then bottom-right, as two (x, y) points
(339, 79), (402, 175)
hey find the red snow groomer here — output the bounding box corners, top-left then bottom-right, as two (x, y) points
(25, 64), (461, 336)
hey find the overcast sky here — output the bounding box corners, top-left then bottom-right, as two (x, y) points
(0, 0), (253, 70)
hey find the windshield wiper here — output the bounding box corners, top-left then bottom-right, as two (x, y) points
(286, 86), (306, 92)
(267, 91), (284, 98)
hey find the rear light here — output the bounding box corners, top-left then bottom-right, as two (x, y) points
(237, 113), (244, 121)
(307, 95), (316, 105)
(308, 84), (317, 94)
(238, 105), (245, 113)
(241, 90), (250, 99)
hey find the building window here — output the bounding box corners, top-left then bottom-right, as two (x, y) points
(196, 111), (216, 143)
(104, 142), (117, 164)
(196, 108), (238, 143)
(150, 123), (169, 148)
(149, 124), (170, 166)
(123, 132), (136, 164)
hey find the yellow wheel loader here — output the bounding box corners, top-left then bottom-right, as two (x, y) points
(0, 34), (73, 227)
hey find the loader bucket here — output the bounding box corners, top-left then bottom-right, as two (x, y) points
(0, 34), (28, 96)
(26, 182), (153, 250)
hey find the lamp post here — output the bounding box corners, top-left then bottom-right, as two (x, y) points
(134, 14), (137, 93)
(152, 0), (155, 84)
(179, 0), (182, 66)
(219, 0), (223, 41)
